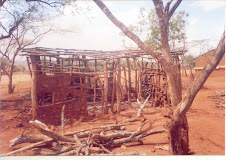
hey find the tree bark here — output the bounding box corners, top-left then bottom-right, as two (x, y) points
(8, 73), (14, 94)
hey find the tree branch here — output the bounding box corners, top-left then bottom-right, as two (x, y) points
(0, 0), (7, 7)
(174, 31), (225, 119)
(93, 0), (167, 67)
(169, 0), (182, 19)
(0, 18), (23, 41)
(26, 0), (64, 7)
(165, 0), (173, 12)
(153, 0), (165, 19)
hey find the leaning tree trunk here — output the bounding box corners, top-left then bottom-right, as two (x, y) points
(169, 31), (225, 155)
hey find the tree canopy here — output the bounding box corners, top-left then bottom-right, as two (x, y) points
(123, 8), (188, 50)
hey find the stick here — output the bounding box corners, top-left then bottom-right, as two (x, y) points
(107, 129), (165, 146)
(73, 134), (82, 145)
(127, 58), (132, 106)
(92, 130), (141, 143)
(137, 94), (151, 117)
(35, 145), (75, 155)
(2, 138), (53, 156)
(93, 142), (114, 155)
(116, 58), (121, 113)
(30, 120), (75, 142)
(60, 149), (77, 156)
(64, 123), (131, 136)
(93, 150), (146, 156)
(61, 105), (65, 134)
(10, 134), (50, 147)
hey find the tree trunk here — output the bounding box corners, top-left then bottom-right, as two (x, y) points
(169, 114), (189, 155)
(8, 73), (14, 94)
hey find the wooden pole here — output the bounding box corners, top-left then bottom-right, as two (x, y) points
(26, 56), (32, 77)
(133, 57), (138, 98)
(30, 55), (39, 120)
(137, 64), (141, 101)
(116, 59), (121, 113)
(61, 59), (64, 72)
(43, 56), (46, 68)
(103, 61), (108, 114)
(126, 58), (131, 106)
(93, 60), (97, 114)
(175, 55), (182, 95)
(122, 66), (128, 97)
(111, 61), (117, 109)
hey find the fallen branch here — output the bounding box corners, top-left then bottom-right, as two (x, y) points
(10, 134), (50, 147)
(64, 123), (129, 137)
(34, 145), (75, 155)
(93, 142), (114, 155)
(30, 120), (75, 143)
(92, 130), (141, 143)
(2, 138), (53, 156)
(107, 129), (165, 146)
(92, 150), (146, 155)
(137, 95), (150, 117)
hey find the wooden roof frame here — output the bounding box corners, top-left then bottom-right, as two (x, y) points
(21, 47), (187, 61)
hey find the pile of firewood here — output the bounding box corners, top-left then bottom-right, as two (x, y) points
(2, 96), (165, 156)
(208, 91), (225, 109)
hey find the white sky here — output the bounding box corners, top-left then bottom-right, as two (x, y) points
(35, 0), (225, 57)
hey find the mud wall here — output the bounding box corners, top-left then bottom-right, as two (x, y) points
(35, 73), (87, 125)
(195, 50), (225, 68)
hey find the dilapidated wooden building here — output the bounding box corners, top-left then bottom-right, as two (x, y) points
(21, 47), (186, 125)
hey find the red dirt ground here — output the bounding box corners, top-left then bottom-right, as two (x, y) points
(0, 70), (225, 155)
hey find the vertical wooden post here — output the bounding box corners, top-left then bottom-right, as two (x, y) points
(49, 57), (51, 66)
(30, 55), (39, 120)
(133, 57), (138, 97)
(93, 78), (96, 114)
(103, 61), (108, 114)
(137, 64), (142, 101)
(93, 60), (97, 114)
(116, 59), (121, 113)
(111, 61), (117, 110)
(26, 56), (32, 77)
(43, 56), (46, 68)
(175, 55), (182, 95)
(126, 58), (131, 106)
(61, 58), (64, 72)
(122, 66), (128, 96)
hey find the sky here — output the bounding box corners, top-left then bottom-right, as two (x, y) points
(35, 0), (225, 58)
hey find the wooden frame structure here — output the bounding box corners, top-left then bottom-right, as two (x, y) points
(21, 47), (186, 124)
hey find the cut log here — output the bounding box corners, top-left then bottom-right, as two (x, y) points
(30, 120), (75, 142)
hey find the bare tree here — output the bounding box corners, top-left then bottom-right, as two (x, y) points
(93, 0), (225, 154)
(0, 0), (66, 42)
(0, 20), (50, 93)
